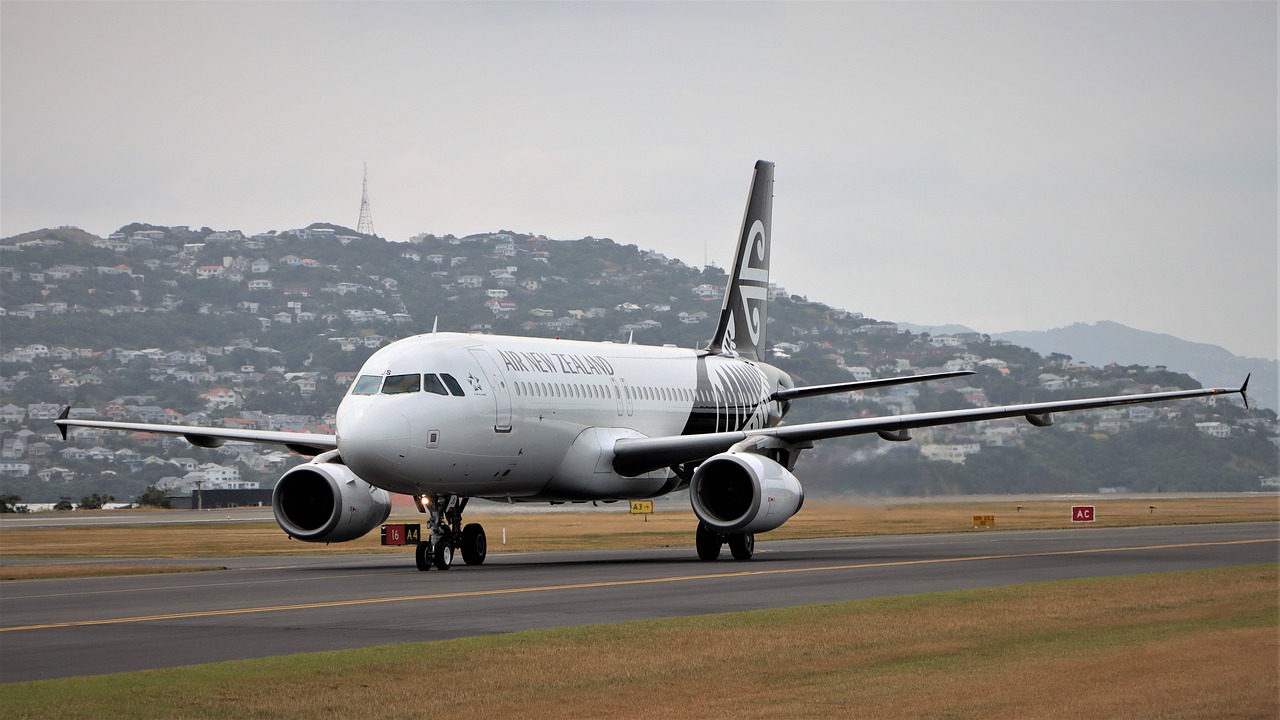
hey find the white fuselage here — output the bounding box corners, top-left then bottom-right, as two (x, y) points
(335, 332), (787, 502)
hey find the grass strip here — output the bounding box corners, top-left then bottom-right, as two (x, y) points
(0, 565), (221, 581)
(1, 564), (1275, 719)
(1, 497), (1275, 559)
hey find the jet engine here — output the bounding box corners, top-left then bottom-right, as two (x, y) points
(272, 453), (392, 543)
(689, 452), (804, 534)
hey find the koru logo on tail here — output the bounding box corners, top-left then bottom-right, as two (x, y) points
(726, 219), (769, 356)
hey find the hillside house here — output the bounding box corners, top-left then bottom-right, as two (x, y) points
(921, 443), (981, 464)
(0, 404), (27, 423)
(200, 388), (241, 410)
(845, 366), (873, 381)
(485, 299), (518, 315)
(692, 284), (722, 299)
(1195, 422), (1232, 438)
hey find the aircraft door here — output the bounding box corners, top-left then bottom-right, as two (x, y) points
(609, 377), (623, 416)
(620, 377), (634, 417)
(468, 349), (513, 433)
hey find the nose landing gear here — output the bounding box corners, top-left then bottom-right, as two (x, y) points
(413, 494), (487, 571)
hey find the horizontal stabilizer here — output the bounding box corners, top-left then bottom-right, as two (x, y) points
(772, 370), (975, 402)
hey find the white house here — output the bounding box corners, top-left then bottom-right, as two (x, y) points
(1195, 421), (1232, 438)
(199, 388), (241, 410)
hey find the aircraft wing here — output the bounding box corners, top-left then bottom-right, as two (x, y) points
(55, 411), (336, 456)
(612, 379), (1249, 477)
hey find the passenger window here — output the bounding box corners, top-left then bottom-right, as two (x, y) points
(382, 374), (420, 394)
(440, 373), (465, 396)
(423, 374), (448, 396)
(351, 375), (382, 395)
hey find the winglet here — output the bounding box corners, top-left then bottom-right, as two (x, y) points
(56, 405), (71, 441)
(1240, 373), (1251, 410)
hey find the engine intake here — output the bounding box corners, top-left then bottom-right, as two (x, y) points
(689, 452), (803, 534)
(272, 456), (392, 543)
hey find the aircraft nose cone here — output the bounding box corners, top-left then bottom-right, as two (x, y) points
(338, 407), (410, 478)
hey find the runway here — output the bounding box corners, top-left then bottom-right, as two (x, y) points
(2, 522), (1276, 683)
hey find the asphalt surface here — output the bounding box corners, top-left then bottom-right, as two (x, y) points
(1, 521), (1276, 683)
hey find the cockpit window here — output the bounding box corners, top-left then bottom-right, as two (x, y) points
(351, 375), (382, 395)
(423, 374), (448, 396)
(440, 373), (464, 396)
(382, 373), (420, 394)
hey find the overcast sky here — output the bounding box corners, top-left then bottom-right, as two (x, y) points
(3, 2), (1275, 359)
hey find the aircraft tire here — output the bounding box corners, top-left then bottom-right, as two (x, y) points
(695, 522), (722, 561)
(433, 538), (454, 570)
(728, 533), (755, 560)
(415, 541), (432, 571)
(461, 523), (487, 566)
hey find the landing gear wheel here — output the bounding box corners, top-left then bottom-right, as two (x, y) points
(461, 523), (487, 566)
(415, 541), (432, 571)
(696, 522), (722, 561)
(433, 536), (454, 570)
(728, 533), (755, 560)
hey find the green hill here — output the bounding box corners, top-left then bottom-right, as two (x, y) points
(0, 223), (1275, 503)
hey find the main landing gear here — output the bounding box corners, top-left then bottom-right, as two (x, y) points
(413, 494), (487, 571)
(695, 522), (755, 561)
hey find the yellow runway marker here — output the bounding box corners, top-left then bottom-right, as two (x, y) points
(4, 538), (1273, 633)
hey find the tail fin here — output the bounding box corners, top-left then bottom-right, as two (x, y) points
(708, 160), (774, 360)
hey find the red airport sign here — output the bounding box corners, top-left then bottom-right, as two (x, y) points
(380, 523), (421, 546)
(1072, 505), (1096, 523)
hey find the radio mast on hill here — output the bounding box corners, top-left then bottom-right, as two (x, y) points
(356, 162), (375, 236)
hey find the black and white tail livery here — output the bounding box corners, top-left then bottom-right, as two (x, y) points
(708, 159), (774, 360)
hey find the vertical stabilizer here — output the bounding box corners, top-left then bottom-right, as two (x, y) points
(708, 160), (774, 360)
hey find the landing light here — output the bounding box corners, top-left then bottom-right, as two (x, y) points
(413, 494), (431, 513)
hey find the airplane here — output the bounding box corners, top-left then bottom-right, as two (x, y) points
(56, 160), (1250, 571)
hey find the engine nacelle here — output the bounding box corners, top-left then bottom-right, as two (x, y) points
(689, 452), (804, 534)
(272, 456), (392, 543)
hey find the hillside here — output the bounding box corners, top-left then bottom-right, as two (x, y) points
(994, 322), (1277, 411)
(1, 224), (1275, 504)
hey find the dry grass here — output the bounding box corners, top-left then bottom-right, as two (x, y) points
(1, 497), (1275, 562)
(0, 564), (219, 581)
(2, 565), (1275, 719)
